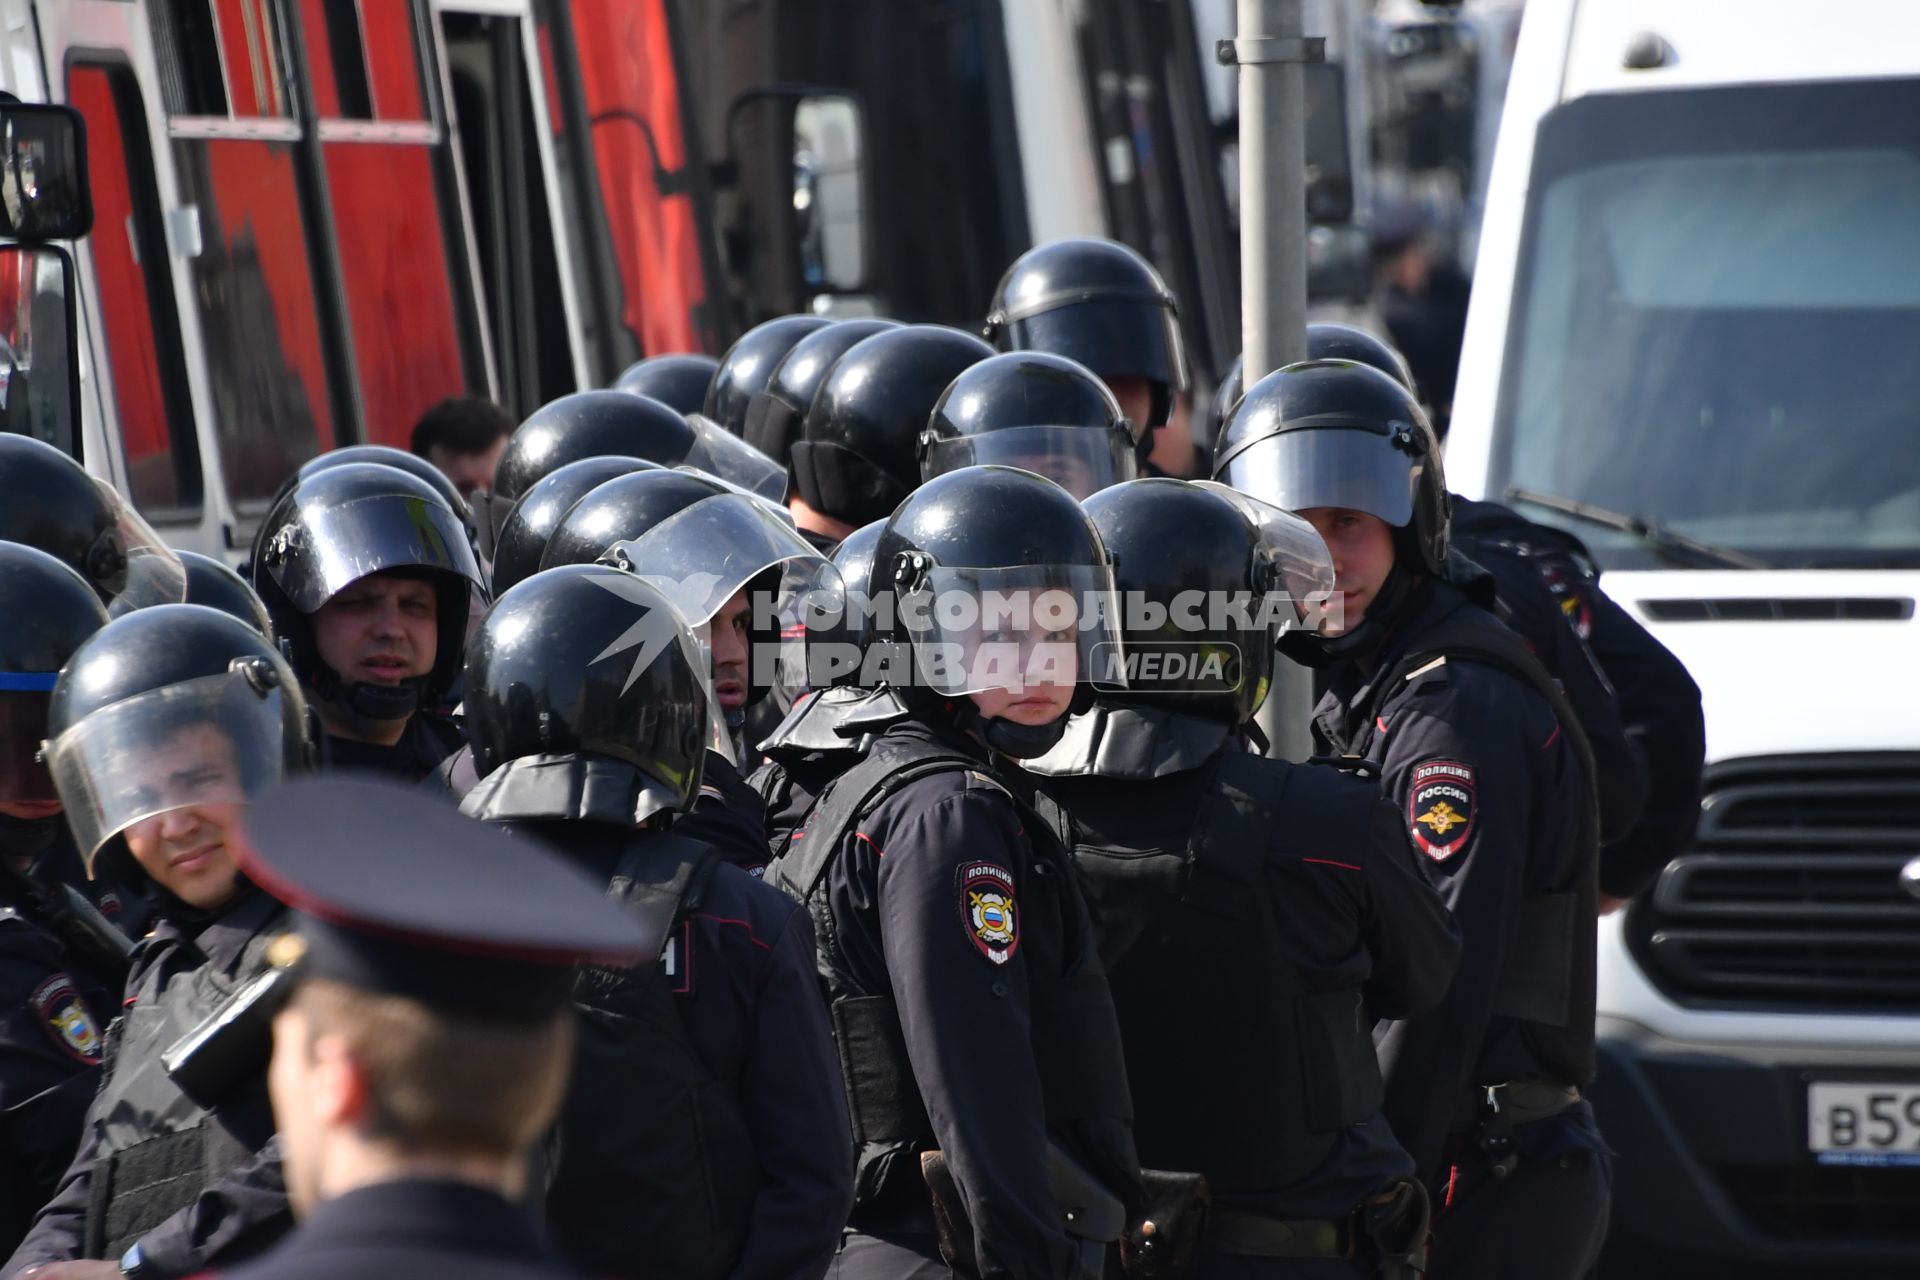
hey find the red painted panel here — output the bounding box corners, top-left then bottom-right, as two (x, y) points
(294, 0), (343, 118)
(211, 0), (289, 117)
(68, 66), (190, 510)
(567, 2), (709, 354)
(323, 142), (466, 448)
(362, 0), (426, 121)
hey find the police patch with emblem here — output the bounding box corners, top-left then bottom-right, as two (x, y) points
(1409, 760), (1477, 863)
(958, 862), (1019, 965)
(30, 975), (103, 1064)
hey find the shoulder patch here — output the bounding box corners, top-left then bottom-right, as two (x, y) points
(1539, 564), (1595, 641)
(958, 861), (1019, 965)
(1408, 760), (1477, 863)
(30, 975), (104, 1064)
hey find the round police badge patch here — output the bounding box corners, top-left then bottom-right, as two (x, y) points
(30, 975), (103, 1064)
(959, 862), (1019, 965)
(1409, 760), (1476, 863)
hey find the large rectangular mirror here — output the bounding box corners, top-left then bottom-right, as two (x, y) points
(0, 104), (92, 241)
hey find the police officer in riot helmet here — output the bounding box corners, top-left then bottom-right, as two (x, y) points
(704, 314), (834, 439)
(748, 518), (908, 863)
(1214, 362), (1609, 1280)
(458, 565), (852, 1279)
(762, 465), (1139, 1280)
(540, 467), (836, 873)
(788, 325), (992, 551)
(0, 434), (187, 610)
(113, 551), (275, 641)
(741, 317), (898, 481)
(8, 605), (313, 1280)
(1217, 325), (1698, 910)
(613, 352), (721, 415)
(250, 463), (485, 781)
(1018, 479), (1460, 1278)
(985, 237), (1194, 475)
(922, 352), (1142, 501)
(0, 547), (126, 1259)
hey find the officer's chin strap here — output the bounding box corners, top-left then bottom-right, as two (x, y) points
(951, 698), (1071, 760)
(312, 662), (425, 722)
(1276, 562), (1421, 671)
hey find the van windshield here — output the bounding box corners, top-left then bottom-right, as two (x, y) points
(1488, 79), (1920, 570)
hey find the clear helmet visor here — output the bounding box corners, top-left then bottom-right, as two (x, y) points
(599, 492), (835, 630)
(685, 414), (789, 504)
(922, 426), (1139, 500)
(259, 493), (485, 614)
(900, 562), (1124, 698)
(1194, 480), (1338, 633)
(668, 466), (798, 526)
(1217, 427), (1416, 528)
(89, 475), (187, 609)
(0, 682), (56, 803)
(45, 670), (290, 867)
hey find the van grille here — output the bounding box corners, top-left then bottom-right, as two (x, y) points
(1628, 754), (1920, 1013)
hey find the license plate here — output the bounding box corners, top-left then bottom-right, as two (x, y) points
(1807, 1082), (1920, 1168)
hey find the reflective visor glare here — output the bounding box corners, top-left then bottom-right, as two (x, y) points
(922, 428), (1137, 500)
(269, 496), (480, 614)
(91, 476), (187, 609)
(901, 564), (1121, 697)
(46, 675), (286, 858)
(606, 494), (834, 629)
(1219, 429), (1415, 527)
(687, 417), (789, 503)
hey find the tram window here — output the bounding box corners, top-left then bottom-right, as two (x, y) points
(67, 64), (202, 516)
(170, 138), (337, 503)
(154, 0), (293, 119)
(298, 0), (428, 122)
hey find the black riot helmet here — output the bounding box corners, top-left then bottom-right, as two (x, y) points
(873, 465), (1123, 759)
(250, 462), (487, 719)
(46, 604), (312, 878)
(790, 516), (888, 691)
(460, 564), (711, 825)
(704, 314), (834, 437)
(922, 351), (1140, 500)
(984, 237), (1189, 430)
(574, 470), (836, 715)
(613, 353), (721, 415)
(0, 544), (108, 809)
(1214, 360), (1449, 577)
(490, 391), (699, 523)
(251, 447), (478, 584)
(124, 550), (275, 640)
(1208, 325), (1414, 445)
(0, 433), (186, 608)
(744, 317), (900, 467)
(794, 325), (994, 528)
(1082, 479), (1333, 728)
(490, 456), (662, 596)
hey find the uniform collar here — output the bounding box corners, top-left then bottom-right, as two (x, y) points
(272, 1178), (554, 1261)
(1315, 578), (1478, 751)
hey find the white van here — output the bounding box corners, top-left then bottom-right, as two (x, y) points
(1447, 2), (1920, 1274)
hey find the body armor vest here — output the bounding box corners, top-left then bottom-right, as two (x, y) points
(1038, 749), (1386, 1191)
(82, 896), (285, 1259)
(764, 734), (1134, 1208)
(542, 829), (759, 1280)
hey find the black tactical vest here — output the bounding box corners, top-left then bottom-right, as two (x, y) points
(1360, 610), (1600, 1089)
(82, 895), (285, 1260)
(764, 733), (1134, 1207)
(542, 829), (759, 1280)
(1037, 750), (1387, 1191)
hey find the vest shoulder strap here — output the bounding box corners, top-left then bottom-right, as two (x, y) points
(606, 832), (722, 957)
(1183, 749), (1284, 917)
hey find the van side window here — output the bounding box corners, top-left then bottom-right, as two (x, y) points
(67, 63), (203, 517)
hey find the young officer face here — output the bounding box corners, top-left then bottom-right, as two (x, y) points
(1299, 508), (1397, 635)
(310, 574), (438, 693)
(709, 590), (752, 713)
(122, 722), (247, 910)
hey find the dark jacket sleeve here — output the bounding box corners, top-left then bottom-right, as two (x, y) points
(1584, 589), (1705, 898)
(1371, 677), (1545, 1179)
(727, 906), (855, 1280)
(1356, 797), (1462, 1020)
(2, 1091), (98, 1275)
(873, 788), (1076, 1280)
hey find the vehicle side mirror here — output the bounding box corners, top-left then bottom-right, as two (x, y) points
(0, 243), (83, 458)
(0, 104), (92, 241)
(793, 94), (870, 297)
